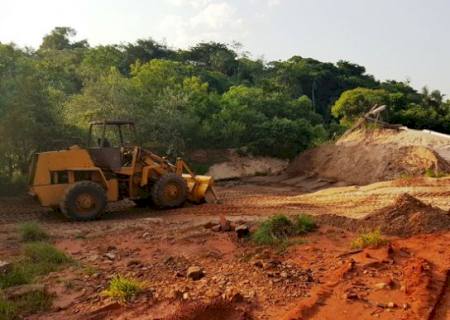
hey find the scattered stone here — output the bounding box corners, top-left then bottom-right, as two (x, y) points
(374, 282), (390, 290)
(4, 284), (46, 299)
(402, 303), (409, 310)
(0, 261), (12, 274)
(127, 260), (141, 267)
(219, 215), (232, 232)
(387, 302), (396, 309)
(182, 292), (190, 300)
(186, 266), (205, 280)
(211, 225), (222, 232)
(235, 225), (250, 238)
(104, 252), (116, 260)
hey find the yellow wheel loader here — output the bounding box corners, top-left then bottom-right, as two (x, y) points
(29, 120), (216, 221)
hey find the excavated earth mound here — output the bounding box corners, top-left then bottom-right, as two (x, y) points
(315, 193), (450, 237)
(361, 193), (450, 236)
(287, 128), (450, 185)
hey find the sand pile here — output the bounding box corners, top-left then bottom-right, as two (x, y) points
(315, 194), (450, 236)
(287, 128), (450, 185)
(360, 193), (450, 236)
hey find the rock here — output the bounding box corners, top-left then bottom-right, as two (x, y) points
(4, 284), (46, 299)
(280, 271), (289, 278)
(402, 303), (409, 310)
(0, 261), (12, 274)
(104, 252), (116, 260)
(219, 215), (232, 232)
(182, 292), (190, 300)
(343, 292), (358, 300)
(374, 282), (390, 290)
(211, 225), (222, 232)
(127, 260), (141, 267)
(387, 302), (396, 309)
(235, 225), (250, 238)
(223, 287), (244, 303)
(187, 266), (205, 280)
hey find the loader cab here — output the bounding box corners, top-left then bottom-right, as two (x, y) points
(87, 120), (138, 171)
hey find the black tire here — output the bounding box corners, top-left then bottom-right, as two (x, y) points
(60, 181), (107, 221)
(151, 173), (188, 208)
(134, 198), (152, 208)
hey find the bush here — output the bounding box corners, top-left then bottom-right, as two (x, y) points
(295, 214), (317, 234)
(0, 175), (27, 197)
(0, 290), (52, 320)
(252, 214), (316, 246)
(19, 222), (49, 242)
(0, 296), (17, 320)
(351, 229), (388, 249)
(0, 243), (71, 289)
(102, 275), (144, 302)
(23, 242), (71, 265)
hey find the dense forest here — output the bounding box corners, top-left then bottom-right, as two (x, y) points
(1, 27), (449, 193)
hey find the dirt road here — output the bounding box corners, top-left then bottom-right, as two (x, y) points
(0, 176), (449, 319)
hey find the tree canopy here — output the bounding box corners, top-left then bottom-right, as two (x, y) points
(0, 26), (449, 193)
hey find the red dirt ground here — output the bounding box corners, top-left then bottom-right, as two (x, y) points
(0, 177), (449, 320)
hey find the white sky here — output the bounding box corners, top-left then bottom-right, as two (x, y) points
(1, 0), (449, 95)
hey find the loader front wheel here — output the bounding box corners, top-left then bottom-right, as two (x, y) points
(152, 174), (187, 208)
(61, 181), (107, 221)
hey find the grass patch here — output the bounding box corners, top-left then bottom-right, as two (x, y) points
(19, 222), (49, 242)
(351, 229), (388, 249)
(424, 168), (447, 178)
(0, 290), (52, 320)
(0, 243), (71, 289)
(102, 275), (144, 302)
(23, 242), (71, 265)
(252, 214), (316, 247)
(0, 296), (17, 320)
(295, 214), (317, 233)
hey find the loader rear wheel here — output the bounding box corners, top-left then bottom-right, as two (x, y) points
(60, 181), (107, 221)
(151, 173), (188, 208)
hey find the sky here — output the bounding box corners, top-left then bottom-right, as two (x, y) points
(0, 0), (449, 95)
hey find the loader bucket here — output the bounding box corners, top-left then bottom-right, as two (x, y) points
(182, 174), (217, 203)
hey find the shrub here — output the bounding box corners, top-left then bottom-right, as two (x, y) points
(0, 296), (17, 320)
(102, 275), (144, 302)
(23, 242), (70, 265)
(295, 214), (317, 234)
(19, 222), (49, 242)
(351, 229), (388, 249)
(0, 243), (71, 290)
(252, 214), (317, 246)
(0, 290), (52, 320)
(252, 215), (296, 246)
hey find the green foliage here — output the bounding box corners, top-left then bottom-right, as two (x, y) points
(102, 275), (144, 302)
(0, 243), (70, 289)
(0, 296), (17, 320)
(19, 222), (49, 242)
(351, 229), (388, 249)
(23, 242), (71, 265)
(295, 214), (317, 233)
(252, 214), (316, 246)
(332, 88), (391, 125)
(1, 27), (450, 192)
(0, 290), (52, 320)
(424, 168), (447, 178)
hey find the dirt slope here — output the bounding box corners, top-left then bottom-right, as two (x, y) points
(287, 128), (450, 185)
